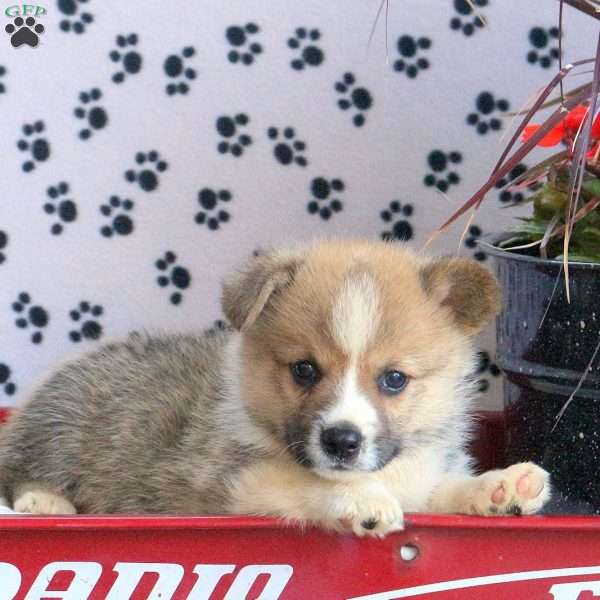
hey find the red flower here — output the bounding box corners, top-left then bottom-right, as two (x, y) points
(522, 104), (600, 147)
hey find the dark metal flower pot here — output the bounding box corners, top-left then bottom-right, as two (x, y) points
(486, 239), (600, 514)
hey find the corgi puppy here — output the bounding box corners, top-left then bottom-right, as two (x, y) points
(0, 239), (550, 535)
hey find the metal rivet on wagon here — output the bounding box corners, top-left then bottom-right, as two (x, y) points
(399, 543), (419, 561)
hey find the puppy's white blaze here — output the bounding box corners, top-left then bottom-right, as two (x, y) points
(324, 364), (379, 440)
(332, 272), (381, 359)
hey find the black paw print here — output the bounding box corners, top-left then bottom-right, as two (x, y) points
(393, 35), (431, 78)
(464, 225), (487, 261)
(423, 150), (462, 192)
(467, 92), (509, 135)
(216, 114), (252, 157)
(100, 196), (134, 237)
(0, 65), (6, 94)
(267, 127), (307, 167)
(17, 120), (50, 172)
(474, 350), (501, 392)
(495, 163), (531, 204)
(450, 0), (488, 36)
(69, 301), (103, 342)
(527, 27), (560, 69)
(195, 188), (232, 231)
(380, 201), (414, 241)
(307, 177), (344, 220)
(155, 251), (191, 306)
(44, 182), (77, 235)
(110, 34), (142, 83)
(0, 230), (7, 265)
(74, 88), (108, 140)
(0, 363), (16, 397)
(58, 0), (93, 33)
(288, 27), (324, 70)
(12, 292), (49, 344)
(226, 23), (262, 65)
(5, 16), (44, 47)
(125, 151), (168, 192)
(335, 72), (373, 127)
(164, 46), (196, 95)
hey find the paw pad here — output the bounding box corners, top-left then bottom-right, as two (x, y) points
(110, 33), (142, 83)
(44, 182), (77, 235)
(69, 301), (104, 342)
(195, 188), (232, 230)
(226, 23), (262, 65)
(288, 27), (324, 70)
(216, 113), (252, 157)
(74, 88), (108, 140)
(335, 72), (373, 127)
(267, 127), (307, 166)
(381, 201), (414, 241)
(155, 251), (191, 305)
(164, 46), (196, 95)
(100, 196), (134, 237)
(125, 151), (168, 192)
(12, 292), (49, 344)
(307, 177), (344, 220)
(17, 120), (50, 172)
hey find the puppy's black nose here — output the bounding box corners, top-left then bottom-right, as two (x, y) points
(320, 426), (363, 460)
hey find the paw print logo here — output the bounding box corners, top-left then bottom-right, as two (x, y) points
(380, 201), (414, 242)
(0, 363), (16, 397)
(450, 0), (487, 37)
(155, 251), (191, 306)
(125, 151), (168, 192)
(0, 65), (6, 94)
(474, 350), (501, 392)
(5, 16), (44, 47)
(216, 113), (252, 157)
(467, 92), (510, 135)
(423, 150), (462, 192)
(393, 35), (431, 78)
(226, 23), (262, 65)
(195, 188), (232, 231)
(527, 27), (560, 69)
(44, 182), (77, 235)
(495, 163), (532, 204)
(464, 225), (487, 261)
(12, 292), (49, 344)
(110, 34), (142, 83)
(164, 46), (196, 95)
(74, 88), (108, 140)
(58, 0), (93, 33)
(307, 177), (344, 220)
(288, 27), (324, 70)
(267, 127), (307, 167)
(17, 120), (50, 172)
(335, 72), (373, 127)
(0, 230), (7, 265)
(100, 196), (134, 237)
(69, 301), (103, 342)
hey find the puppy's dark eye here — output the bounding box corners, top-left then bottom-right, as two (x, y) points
(378, 370), (408, 395)
(291, 360), (320, 387)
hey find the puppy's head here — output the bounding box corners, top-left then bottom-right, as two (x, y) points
(222, 239), (500, 479)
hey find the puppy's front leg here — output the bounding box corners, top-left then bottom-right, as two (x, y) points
(231, 459), (404, 537)
(428, 462), (551, 516)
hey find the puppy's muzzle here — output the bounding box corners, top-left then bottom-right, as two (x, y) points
(320, 423), (363, 463)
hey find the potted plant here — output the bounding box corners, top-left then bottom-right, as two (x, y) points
(435, 0), (600, 513)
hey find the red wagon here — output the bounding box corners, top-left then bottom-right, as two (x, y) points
(1, 411), (599, 600)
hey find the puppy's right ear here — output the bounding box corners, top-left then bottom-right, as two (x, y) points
(222, 249), (305, 331)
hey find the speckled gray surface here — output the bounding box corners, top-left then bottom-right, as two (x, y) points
(489, 243), (600, 514)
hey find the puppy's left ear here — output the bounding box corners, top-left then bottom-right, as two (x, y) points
(222, 248), (305, 331)
(420, 257), (501, 335)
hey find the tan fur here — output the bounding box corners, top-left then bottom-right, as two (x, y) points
(0, 239), (549, 534)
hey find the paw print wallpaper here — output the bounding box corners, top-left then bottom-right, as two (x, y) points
(0, 1), (597, 408)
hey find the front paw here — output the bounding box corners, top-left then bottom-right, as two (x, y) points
(471, 462), (550, 516)
(326, 483), (404, 538)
